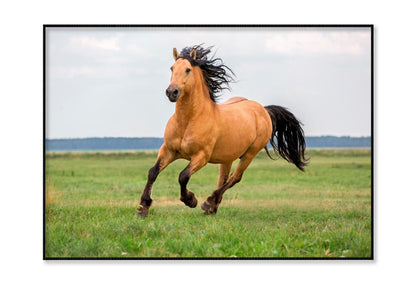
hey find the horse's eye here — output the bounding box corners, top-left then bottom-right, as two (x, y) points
(186, 68), (191, 73)
(170, 67), (173, 72)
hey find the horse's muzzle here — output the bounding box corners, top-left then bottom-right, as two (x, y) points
(166, 86), (180, 102)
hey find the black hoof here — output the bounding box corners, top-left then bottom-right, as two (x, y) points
(180, 191), (198, 208)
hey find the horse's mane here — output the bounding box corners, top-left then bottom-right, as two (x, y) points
(178, 45), (235, 103)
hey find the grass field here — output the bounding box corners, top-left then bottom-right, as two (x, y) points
(44, 149), (372, 258)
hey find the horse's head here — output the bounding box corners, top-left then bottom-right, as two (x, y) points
(165, 48), (198, 102)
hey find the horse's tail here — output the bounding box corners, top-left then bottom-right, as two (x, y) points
(263, 105), (308, 171)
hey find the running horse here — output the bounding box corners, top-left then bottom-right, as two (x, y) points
(136, 45), (308, 218)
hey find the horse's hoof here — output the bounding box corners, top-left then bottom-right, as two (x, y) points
(181, 191), (198, 208)
(188, 194), (198, 208)
(135, 205), (149, 219)
(201, 201), (216, 215)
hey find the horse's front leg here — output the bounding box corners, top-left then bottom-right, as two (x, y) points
(178, 152), (209, 208)
(136, 144), (176, 219)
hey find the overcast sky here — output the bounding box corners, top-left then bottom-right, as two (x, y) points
(45, 27), (371, 139)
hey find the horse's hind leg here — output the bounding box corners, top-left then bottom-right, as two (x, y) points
(136, 144), (176, 219)
(179, 152), (209, 208)
(201, 150), (257, 214)
(217, 162), (232, 188)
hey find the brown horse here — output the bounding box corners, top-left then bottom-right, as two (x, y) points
(136, 45), (308, 218)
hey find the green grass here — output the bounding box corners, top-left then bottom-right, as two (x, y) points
(45, 149), (372, 258)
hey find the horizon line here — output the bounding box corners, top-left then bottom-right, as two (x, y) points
(46, 135), (372, 140)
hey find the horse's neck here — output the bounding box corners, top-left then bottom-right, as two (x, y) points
(174, 82), (215, 124)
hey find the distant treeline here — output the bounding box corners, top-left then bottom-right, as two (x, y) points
(306, 136), (371, 148)
(45, 136), (371, 151)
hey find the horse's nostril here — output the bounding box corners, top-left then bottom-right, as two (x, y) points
(173, 89), (178, 95)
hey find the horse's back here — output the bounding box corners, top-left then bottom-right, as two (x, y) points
(221, 97), (248, 105)
(218, 97), (269, 120)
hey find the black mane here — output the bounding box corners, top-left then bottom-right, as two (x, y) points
(178, 45), (235, 103)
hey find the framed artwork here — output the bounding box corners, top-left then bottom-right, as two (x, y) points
(44, 25), (373, 259)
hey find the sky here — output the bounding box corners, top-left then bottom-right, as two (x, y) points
(45, 27), (371, 139)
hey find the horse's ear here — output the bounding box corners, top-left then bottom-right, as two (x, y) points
(173, 48), (179, 61)
(190, 48), (197, 60)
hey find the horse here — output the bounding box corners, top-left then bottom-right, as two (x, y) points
(136, 45), (308, 218)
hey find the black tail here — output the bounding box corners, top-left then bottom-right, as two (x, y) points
(264, 105), (308, 171)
